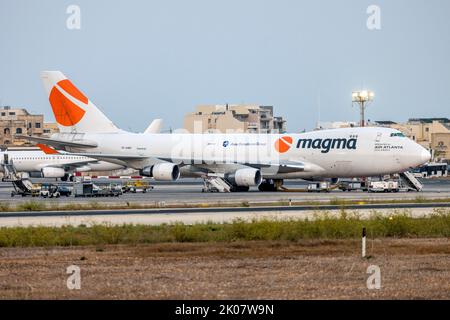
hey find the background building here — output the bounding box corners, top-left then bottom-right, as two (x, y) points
(184, 104), (286, 133)
(43, 122), (60, 136)
(0, 106), (59, 147)
(0, 106), (43, 147)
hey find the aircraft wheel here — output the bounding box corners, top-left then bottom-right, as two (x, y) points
(258, 180), (277, 192)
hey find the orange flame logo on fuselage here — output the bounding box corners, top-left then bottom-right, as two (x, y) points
(274, 136), (293, 153)
(49, 79), (87, 126)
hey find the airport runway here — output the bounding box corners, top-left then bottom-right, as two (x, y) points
(0, 178), (449, 227)
(0, 178), (449, 207)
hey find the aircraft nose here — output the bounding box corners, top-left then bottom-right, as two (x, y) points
(421, 148), (431, 164)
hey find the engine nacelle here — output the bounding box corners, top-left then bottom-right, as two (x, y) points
(226, 168), (262, 187)
(29, 171), (44, 178)
(74, 165), (92, 173)
(140, 163), (180, 181)
(41, 167), (66, 178)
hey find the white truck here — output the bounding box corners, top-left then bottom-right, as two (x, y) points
(307, 182), (331, 193)
(368, 181), (399, 193)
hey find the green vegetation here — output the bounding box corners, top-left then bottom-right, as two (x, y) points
(0, 196), (450, 213)
(16, 201), (47, 212)
(0, 202), (10, 211)
(0, 210), (448, 247)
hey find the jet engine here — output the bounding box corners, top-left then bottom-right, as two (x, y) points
(140, 163), (180, 181)
(41, 167), (66, 178)
(226, 168), (262, 187)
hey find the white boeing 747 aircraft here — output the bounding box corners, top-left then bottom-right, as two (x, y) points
(19, 71), (431, 192)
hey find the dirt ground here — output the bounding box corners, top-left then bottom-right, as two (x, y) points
(0, 238), (449, 299)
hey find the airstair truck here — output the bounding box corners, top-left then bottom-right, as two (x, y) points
(1, 155), (40, 197)
(399, 171), (423, 191)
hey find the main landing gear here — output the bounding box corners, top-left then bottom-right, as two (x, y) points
(60, 174), (75, 182)
(258, 179), (284, 192)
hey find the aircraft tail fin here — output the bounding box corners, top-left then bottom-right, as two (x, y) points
(144, 119), (163, 134)
(40, 71), (120, 133)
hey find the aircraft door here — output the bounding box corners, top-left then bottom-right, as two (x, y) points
(375, 132), (382, 143)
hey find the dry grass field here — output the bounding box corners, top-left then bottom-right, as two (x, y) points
(0, 238), (448, 299)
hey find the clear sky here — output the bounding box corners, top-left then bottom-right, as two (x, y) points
(0, 0), (449, 132)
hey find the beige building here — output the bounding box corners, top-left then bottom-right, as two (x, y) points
(184, 104), (286, 133)
(0, 106), (60, 147)
(0, 106), (44, 147)
(43, 122), (60, 136)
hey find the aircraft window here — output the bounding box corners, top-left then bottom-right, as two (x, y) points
(390, 133), (405, 137)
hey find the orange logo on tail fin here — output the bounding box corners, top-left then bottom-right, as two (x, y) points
(37, 144), (60, 155)
(49, 79), (87, 126)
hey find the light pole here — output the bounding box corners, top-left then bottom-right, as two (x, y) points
(352, 90), (374, 127)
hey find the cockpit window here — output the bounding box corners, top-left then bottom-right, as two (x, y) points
(390, 132), (405, 137)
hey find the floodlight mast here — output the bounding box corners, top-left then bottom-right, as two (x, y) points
(352, 90), (374, 127)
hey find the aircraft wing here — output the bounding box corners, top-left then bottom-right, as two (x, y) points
(158, 157), (308, 173)
(252, 160), (306, 173)
(53, 152), (315, 174)
(35, 145), (125, 168)
(15, 135), (98, 149)
(63, 152), (163, 168)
